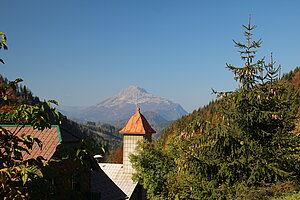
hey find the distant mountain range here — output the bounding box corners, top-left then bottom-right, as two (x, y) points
(0, 74), (122, 150)
(58, 86), (188, 126)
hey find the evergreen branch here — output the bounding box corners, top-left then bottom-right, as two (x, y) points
(242, 25), (249, 30)
(233, 40), (247, 49)
(250, 25), (257, 30)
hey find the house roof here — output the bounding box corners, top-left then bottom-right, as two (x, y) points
(119, 108), (156, 134)
(2, 125), (61, 161)
(98, 163), (137, 199)
(90, 165), (128, 200)
(1, 125), (81, 162)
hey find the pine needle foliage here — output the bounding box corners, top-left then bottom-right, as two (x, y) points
(265, 53), (281, 83)
(226, 15), (266, 89)
(131, 18), (300, 200)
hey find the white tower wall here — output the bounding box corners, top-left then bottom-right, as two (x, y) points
(123, 135), (145, 174)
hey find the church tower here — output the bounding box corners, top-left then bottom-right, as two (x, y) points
(119, 107), (156, 174)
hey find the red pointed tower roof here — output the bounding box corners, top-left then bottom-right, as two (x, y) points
(119, 108), (156, 134)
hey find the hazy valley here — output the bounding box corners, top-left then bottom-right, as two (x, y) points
(58, 85), (188, 139)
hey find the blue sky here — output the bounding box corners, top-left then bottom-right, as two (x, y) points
(1, 0), (300, 112)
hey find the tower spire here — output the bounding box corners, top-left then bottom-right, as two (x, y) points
(120, 108), (155, 174)
(136, 91), (139, 109)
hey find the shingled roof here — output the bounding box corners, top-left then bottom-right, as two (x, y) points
(99, 163), (137, 198)
(119, 108), (156, 134)
(90, 164), (129, 200)
(1, 125), (81, 162)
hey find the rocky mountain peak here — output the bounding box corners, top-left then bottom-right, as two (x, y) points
(121, 86), (147, 94)
(59, 86), (188, 122)
(98, 86), (171, 107)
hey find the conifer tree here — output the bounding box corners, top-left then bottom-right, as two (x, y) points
(265, 53), (281, 83)
(131, 17), (300, 200)
(195, 16), (300, 198)
(226, 15), (266, 89)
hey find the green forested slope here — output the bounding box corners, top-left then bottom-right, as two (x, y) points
(131, 20), (300, 200)
(0, 75), (122, 150)
(161, 66), (300, 144)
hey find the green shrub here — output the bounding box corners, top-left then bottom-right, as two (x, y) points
(235, 182), (298, 200)
(272, 191), (300, 200)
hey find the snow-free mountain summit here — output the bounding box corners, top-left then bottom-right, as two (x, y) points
(60, 86), (187, 123)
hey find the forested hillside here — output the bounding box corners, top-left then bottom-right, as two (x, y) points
(161, 66), (300, 143)
(0, 75), (40, 105)
(0, 75), (122, 150)
(131, 20), (300, 200)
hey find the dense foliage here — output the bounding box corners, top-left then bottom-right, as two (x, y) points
(0, 33), (104, 199)
(0, 80), (62, 199)
(131, 19), (300, 200)
(0, 75), (40, 106)
(0, 33), (63, 199)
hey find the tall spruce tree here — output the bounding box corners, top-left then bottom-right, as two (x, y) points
(131, 18), (300, 200)
(183, 17), (300, 198)
(226, 15), (266, 89)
